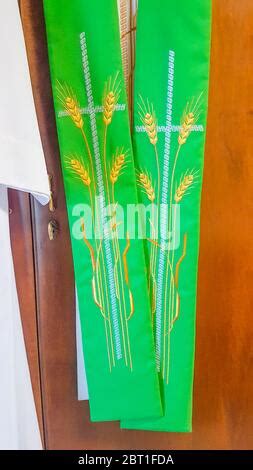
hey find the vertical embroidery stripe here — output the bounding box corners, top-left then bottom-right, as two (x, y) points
(119, 0), (129, 85)
(155, 51), (175, 369)
(80, 32), (122, 360)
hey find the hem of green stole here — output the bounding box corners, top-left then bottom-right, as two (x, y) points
(120, 424), (192, 433)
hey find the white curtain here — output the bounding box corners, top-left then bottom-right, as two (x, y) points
(0, 0), (50, 449)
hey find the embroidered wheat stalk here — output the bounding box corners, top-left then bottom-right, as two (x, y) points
(102, 73), (132, 368)
(109, 147), (131, 368)
(110, 153), (126, 184)
(65, 96), (83, 129)
(103, 91), (117, 126)
(178, 112), (195, 145)
(56, 82), (83, 129)
(103, 72), (121, 126)
(65, 156), (95, 242)
(138, 96), (158, 146)
(163, 94), (203, 382)
(143, 112), (158, 146)
(178, 94), (203, 146)
(67, 158), (91, 186)
(138, 172), (155, 202)
(57, 81), (96, 190)
(174, 174), (194, 202)
(138, 97), (160, 319)
(110, 149), (129, 366)
(103, 73), (121, 204)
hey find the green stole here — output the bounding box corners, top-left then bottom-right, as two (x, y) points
(122, 0), (212, 431)
(43, 0), (162, 421)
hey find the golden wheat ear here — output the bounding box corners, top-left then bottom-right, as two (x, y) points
(178, 93), (203, 146)
(137, 170), (156, 202)
(65, 155), (91, 187)
(174, 169), (199, 203)
(110, 149), (129, 184)
(103, 72), (121, 126)
(138, 95), (158, 146)
(56, 81), (83, 130)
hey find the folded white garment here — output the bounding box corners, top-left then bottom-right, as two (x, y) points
(0, 0), (50, 450)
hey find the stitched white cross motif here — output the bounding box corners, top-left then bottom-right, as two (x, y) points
(58, 103), (126, 119)
(135, 124), (204, 134)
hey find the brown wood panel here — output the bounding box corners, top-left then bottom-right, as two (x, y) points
(20, 0), (253, 449)
(20, 0), (86, 450)
(193, 0), (253, 450)
(8, 190), (44, 445)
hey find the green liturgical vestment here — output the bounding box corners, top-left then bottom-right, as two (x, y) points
(44, 0), (212, 431)
(43, 0), (162, 422)
(122, 0), (212, 431)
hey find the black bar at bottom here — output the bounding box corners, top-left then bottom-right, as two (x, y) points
(0, 450), (252, 466)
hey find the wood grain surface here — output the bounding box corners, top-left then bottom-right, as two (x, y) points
(14, 0), (253, 449)
(8, 190), (44, 445)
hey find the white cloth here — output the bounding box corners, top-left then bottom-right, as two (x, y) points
(0, 0), (50, 450)
(0, 189), (44, 450)
(76, 291), (89, 400)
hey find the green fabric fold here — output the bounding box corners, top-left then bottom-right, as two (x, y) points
(43, 0), (162, 422)
(122, 0), (212, 431)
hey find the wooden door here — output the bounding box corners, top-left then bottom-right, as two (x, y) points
(14, 0), (253, 449)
